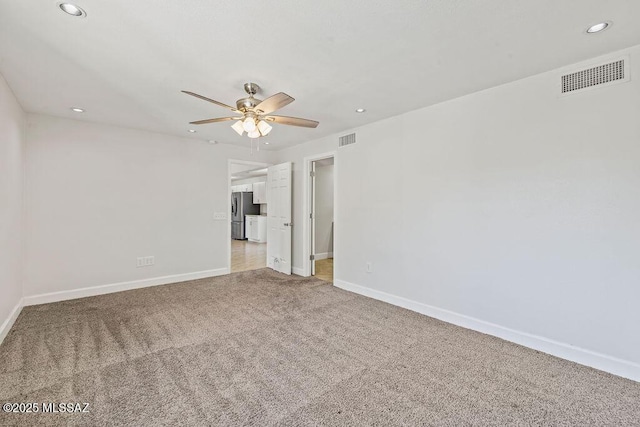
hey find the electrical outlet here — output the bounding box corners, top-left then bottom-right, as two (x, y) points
(214, 211), (227, 220)
(366, 262), (372, 273)
(136, 256), (155, 268)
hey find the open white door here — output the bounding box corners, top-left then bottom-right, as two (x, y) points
(267, 162), (292, 274)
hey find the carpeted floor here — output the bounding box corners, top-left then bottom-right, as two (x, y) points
(1, 269), (639, 426)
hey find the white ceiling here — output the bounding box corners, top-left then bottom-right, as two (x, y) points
(1, 1), (639, 150)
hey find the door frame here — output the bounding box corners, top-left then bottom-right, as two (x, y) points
(227, 159), (271, 274)
(302, 151), (337, 278)
(310, 161), (316, 276)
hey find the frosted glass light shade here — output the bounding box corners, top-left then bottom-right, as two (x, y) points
(247, 129), (261, 139)
(242, 117), (256, 132)
(231, 120), (244, 135)
(257, 120), (272, 136)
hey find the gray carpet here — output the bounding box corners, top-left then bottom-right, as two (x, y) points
(1, 269), (639, 426)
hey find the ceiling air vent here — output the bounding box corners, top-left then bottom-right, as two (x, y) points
(339, 133), (356, 147)
(561, 58), (628, 95)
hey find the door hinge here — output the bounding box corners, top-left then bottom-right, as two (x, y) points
(310, 171), (316, 177)
(310, 213), (313, 219)
(310, 254), (315, 261)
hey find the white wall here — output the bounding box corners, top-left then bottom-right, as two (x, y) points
(0, 73), (25, 339)
(24, 114), (274, 299)
(314, 163), (334, 257)
(277, 45), (640, 379)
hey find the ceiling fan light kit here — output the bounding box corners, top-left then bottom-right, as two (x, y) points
(182, 82), (318, 148)
(242, 117), (257, 132)
(257, 120), (272, 135)
(231, 120), (244, 136)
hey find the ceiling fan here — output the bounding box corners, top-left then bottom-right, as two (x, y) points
(182, 83), (319, 140)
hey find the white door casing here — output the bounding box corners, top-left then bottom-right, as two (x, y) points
(228, 159), (271, 274)
(302, 151), (336, 277)
(267, 162), (292, 274)
(311, 161), (316, 276)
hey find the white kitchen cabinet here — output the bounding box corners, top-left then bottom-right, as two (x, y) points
(246, 216), (257, 241)
(231, 184), (253, 193)
(246, 215), (267, 243)
(252, 181), (267, 204)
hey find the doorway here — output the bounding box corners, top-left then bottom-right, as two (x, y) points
(228, 160), (270, 273)
(303, 152), (336, 282)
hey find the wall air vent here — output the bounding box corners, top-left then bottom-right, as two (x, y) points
(339, 133), (356, 147)
(561, 58), (628, 95)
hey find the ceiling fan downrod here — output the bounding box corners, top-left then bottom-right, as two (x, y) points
(243, 82), (259, 96)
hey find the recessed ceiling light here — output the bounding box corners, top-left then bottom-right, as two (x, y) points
(586, 22), (610, 34)
(71, 107), (84, 113)
(188, 129), (196, 133)
(208, 140), (218, 144)
(59, 3), (86, 17)
(355, 108), (366, 113)
(264, 142), (270, 145)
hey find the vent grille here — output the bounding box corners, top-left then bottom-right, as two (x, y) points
(561, 59), (625, 94)
(339, 133), (356, 147)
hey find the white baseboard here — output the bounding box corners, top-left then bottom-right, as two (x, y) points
(0, 298), (24, 345)
(314, 252), (333, 260)
(23, 268), (229, 306)
(292, 253), (333, 277)
(334, 279), (640, 383)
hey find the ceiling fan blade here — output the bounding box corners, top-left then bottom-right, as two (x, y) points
(190, 117), (241, 125)
(265, 115), (319, 128)
(254, 92), (295, 114)
(182, 91), (238, 111)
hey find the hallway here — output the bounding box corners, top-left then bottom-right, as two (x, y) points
(231, 239), (266, 273)
(315, 258), (333, 283)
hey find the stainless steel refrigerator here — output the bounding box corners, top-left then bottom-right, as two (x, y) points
(231, 192), (260, 240)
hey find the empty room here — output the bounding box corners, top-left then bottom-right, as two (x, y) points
(1, 1), (639, 425)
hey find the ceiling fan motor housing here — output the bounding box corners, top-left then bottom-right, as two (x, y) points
(236, 97), (262, 112)
(237, 82), (262, 112)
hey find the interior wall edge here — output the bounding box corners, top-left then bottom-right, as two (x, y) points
(292, 267), (305, 276)
(0, 298), (24, 346)
(0, 71), (27, 345)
